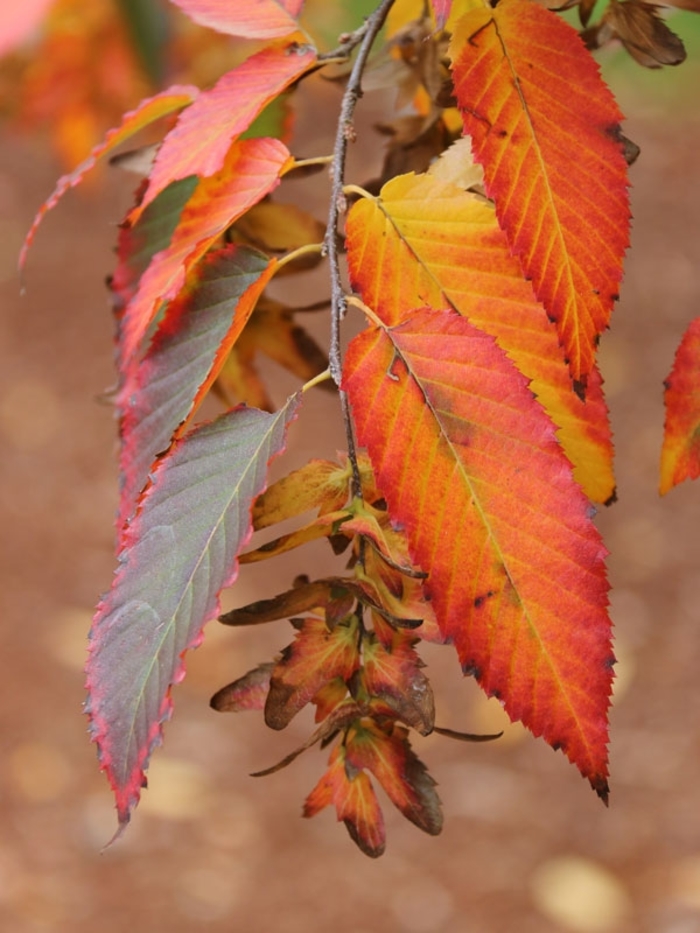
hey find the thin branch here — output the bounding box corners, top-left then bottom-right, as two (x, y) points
(325, 0), (395, 500)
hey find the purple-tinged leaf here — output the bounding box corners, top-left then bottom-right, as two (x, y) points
(117, 244), (274, 527)
(86, 395), (301, 831)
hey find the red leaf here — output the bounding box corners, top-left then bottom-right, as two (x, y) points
(86, 395), (300, 830)
(132, 43), (317, 222)
(169, 0), (305, 39)
(118, 136), (292, 366)
(303, 743), (386, 858)
(117, 244), (275, 527)
(21, 86), (199, 267)
(346, 721), (442, 836)
(449, 0), (630, 384)
(343, 309), (612, 797)
(362, 632), (434, 735)
(660, 317), (700, 494)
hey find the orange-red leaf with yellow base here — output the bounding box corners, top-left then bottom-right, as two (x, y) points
(346, 173), (615, 503)
(343, 308), (613, 798)
(118, 136), (293, 366)
(660, 317), (700, 494)
(449, 0), (630, 385)
(132, 43), (317, 222)
(21, 85), (199, 267)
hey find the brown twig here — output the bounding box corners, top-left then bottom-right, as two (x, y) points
(325, 0), (395, 499)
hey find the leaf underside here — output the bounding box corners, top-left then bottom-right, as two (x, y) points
(118, 135), (292, 366)
(86, 396), (300, 828)
(117, 244), (274, 527)
(343, 308), (612, 796)
(449, 0), (630, 384)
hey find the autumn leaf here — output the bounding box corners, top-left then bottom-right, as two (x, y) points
(111, 177), (200, 314)
(265, 614), (361, 729)
(449, 0), (630, 384)
(660, 317), (700, 494)
(603, 0), (686, 68)
(86, 395), (300, 829)
(218, 294), (328, 411)
(210, 662), (274, 712)
(131, 43), (317, 222)
(362, 631), (435, 735)
(219, 578), (355, 627)
(169, 0), (305, 39)
(252, 458), (360, 530)
(346, 173), (616, 503)
(346, 720), (442, 835)
(117, 245), (275, 527)
(21, 85), (199, 267)
(118, 136), (293, 367)
(304, 741), (386, 858)
(343, 308), (613, 797)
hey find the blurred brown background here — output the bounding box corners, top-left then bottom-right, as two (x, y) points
(2, 22), (700, 933)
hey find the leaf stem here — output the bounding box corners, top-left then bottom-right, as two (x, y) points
(326, 0), (395, 499)
(275, 242), (324, 270)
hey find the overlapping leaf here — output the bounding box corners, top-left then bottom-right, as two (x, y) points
(265, 615), (361, 729)
(345, 721), (442, 835)
(660, 317), (700, 494)
(112, 178), (200, 315)
(346, 173), (615, 502)
(86, 395), (300, 828)
(343, 308), (612, 796)
(117, 244), (275, 527)
(21, 86), (199, 265)
(304, 742), (386, 858)
(118, 136), (293, 366)
(169, 0), (305, 39)
(132, 43), (317, 222)
(449, 0), (630, 384)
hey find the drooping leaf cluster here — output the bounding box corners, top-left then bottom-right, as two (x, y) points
(16, 0), (700, 855)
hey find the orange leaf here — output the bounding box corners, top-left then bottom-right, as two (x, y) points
(118, 136), (293, 365)
(169, 0), (305, 39)
(264, 615), (361, 729)
(449, 0), (630, 384)
(343, 308), (613, 797)
(303, 743), (386, 858)
(21, 86), (199, 267)
(132, 43), (317, 222)
(346, 721), (442, 835)
(346, 174), (615, 503)
(660, 317), (700, 494)
(362, 632), (435, 735)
